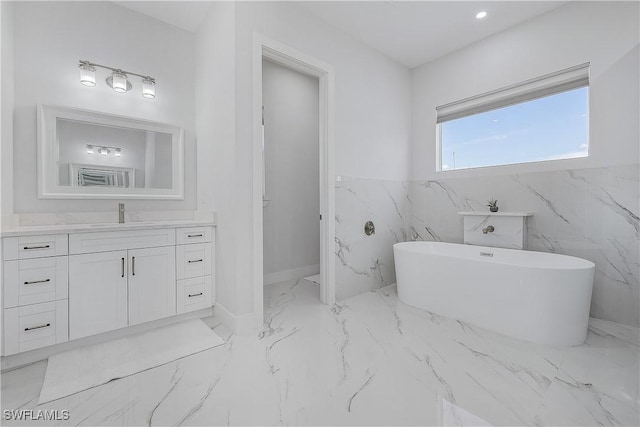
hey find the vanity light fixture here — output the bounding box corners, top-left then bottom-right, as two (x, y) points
(107, 71), (131, 93)
(79, 63), (96, 87)
(141, 78), (156, 99)
(78, 60), (156, 99)
(86, 144), (122, 157)
(476, 10), (488, 19)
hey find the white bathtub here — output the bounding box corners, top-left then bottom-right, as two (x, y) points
(393, 242), (595, 346)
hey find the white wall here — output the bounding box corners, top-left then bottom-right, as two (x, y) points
(195, 1), (412, 318)
(408, 1), (640, 326)
(232, 1), (411, 315)
(262, 60), (320, 279)
(10, 1), (196, 213)
(411, 1), (639, 181)
(1, 1), (14, 229)
(195, 2), (238, 315)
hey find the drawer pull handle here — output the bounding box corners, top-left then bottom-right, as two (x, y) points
(24, 279), (51, 285)
(188, 292), (203, 298)
(187, 234), (203, 238)
(25, 323), (51, 331)
(121, 257), (125, 278)
(132, 256), (136, 276)
(23, 245), (50, 250)
(188, 259), (203, 263)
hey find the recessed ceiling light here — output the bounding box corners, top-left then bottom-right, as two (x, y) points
(476, 11), (488, 19)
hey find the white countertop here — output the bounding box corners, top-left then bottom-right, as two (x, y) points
(1, 219), (216, 238)
(458, 211), (533, 217)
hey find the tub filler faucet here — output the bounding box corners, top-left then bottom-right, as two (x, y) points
(482, 225), (494, 234)
(119, 203), (125, 224)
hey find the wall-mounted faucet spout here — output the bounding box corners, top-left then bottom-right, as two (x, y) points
(482, 225), (494, 234)
(118, 203), (125, 224)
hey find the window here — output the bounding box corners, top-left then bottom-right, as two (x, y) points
(436, 64), (589, 171)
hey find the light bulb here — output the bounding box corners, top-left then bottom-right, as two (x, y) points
(79, 63), (96, 87)
(142, 78), (155, 99)
(86, 145), (94, 154)
(112, 72), (129, 93)
(99, 147), (109, 155)
(476, 11), (487, 19)
(115, 148), (122, 157)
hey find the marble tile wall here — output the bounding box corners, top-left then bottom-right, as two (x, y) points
(407, 164), (640, 327)
(334, 176), (411, 301)
(335, 164), (639, 327)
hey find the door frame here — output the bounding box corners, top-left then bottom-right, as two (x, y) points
(252, 33), (335, 328)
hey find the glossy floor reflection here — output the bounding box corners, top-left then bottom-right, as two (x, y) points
(2, 279), (639, 426)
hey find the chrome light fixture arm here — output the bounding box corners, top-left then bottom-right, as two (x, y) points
(79, 60), (154, 83)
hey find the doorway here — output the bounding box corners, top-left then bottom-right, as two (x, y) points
(261, 59), (320, 289)
(252, 35), (335, 328)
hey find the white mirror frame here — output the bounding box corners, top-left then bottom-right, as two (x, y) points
(38, 105), (184, 200)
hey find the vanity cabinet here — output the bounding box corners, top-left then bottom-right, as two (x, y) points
(128, 246), (176, 326)
(2, 223), (215, 356)
(175, 227), (214, 314)
(69, 246), (176, 339)
(3, 234), (70, 356)
(68, 251), (128, 340)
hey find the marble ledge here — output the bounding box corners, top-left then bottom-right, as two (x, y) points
(458, 211), (533, 217)
(0, 219), (216, 238)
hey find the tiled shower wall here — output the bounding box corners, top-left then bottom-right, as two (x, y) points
(335, 164), (640, 327)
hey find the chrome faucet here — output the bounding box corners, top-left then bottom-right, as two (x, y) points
(118, 203), (125, 224)
(482, 225), (495, 234)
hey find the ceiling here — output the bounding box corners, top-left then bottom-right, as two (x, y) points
(114, 1), (566, 69)
(114, 1), (214, 33)
(299, 1), (566, 68)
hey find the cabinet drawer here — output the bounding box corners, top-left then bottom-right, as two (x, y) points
(69, 229), (176, 254)
(4, 257), (68, 308)
(3, 235), (68, 260)
(4, 300), (69, 356)
(177, 276), (213, 314)
(176, 227), (212, 245)
(176, 243), (212, 280)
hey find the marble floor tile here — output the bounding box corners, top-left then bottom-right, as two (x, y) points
(2, 279), (639, 426)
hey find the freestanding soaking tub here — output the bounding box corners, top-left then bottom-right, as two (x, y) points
(393, 241), (595, 346)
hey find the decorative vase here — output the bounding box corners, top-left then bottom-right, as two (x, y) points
(490, 206), (499, 213)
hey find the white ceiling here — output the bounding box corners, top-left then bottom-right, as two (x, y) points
(113, 1), (566, 68)
(113, 1), (214, 33)
(299, 1), (566, 68)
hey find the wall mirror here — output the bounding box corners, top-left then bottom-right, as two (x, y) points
(38, 105), (184, 199)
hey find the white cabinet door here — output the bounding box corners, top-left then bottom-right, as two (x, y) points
(128, 246), (176, 325)
(69, 251), (128, 340)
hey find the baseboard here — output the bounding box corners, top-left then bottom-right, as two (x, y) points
(213, 303), (255, 336)
(1, 307), (213, 372)
(263, 264), (320, 286)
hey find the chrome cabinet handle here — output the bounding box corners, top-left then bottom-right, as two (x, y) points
(188, 259), (203, 263)
(187, 234), (203, 238)
(25, 323), (51, 331)
(24, 279), (51, 285)
(23, 245), (50, 250)
(188, 292), (203, 298)
(132, 256), (135, 276)
(121, 257), (125, 277)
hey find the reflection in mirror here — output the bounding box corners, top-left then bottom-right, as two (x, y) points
(38, 105), (184, 200)
(56, 119), (173, 189)
(72, 165), (133, 187)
